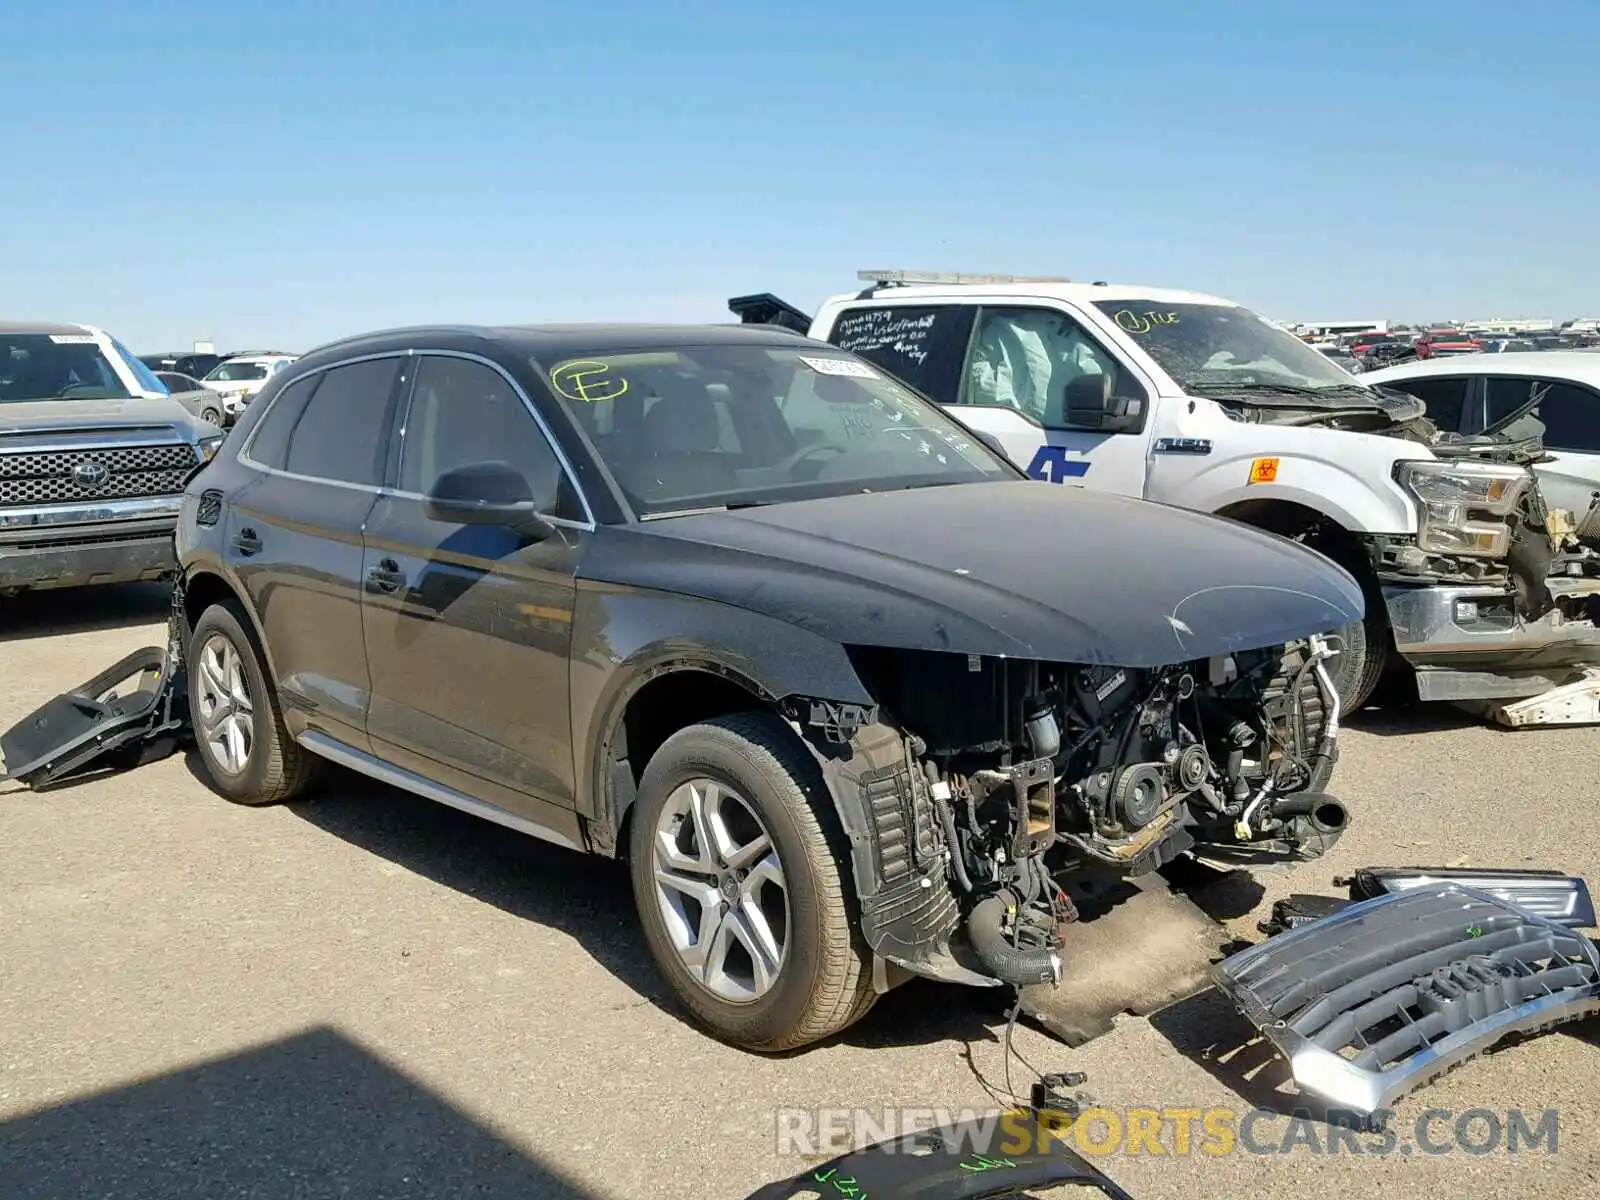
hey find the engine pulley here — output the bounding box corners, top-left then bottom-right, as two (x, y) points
(1111, 764), (1166, 829)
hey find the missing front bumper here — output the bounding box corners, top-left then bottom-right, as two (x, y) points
(1214, 882), (1600, 1116)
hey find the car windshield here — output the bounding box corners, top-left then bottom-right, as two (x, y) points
(1092, 300), (1355, 391)
(534, 343), (1017, 517)
(0, 333), (134, 404)
(205, 360), (270, 382)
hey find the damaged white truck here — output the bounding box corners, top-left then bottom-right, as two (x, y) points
(732, 274), (1600, 715)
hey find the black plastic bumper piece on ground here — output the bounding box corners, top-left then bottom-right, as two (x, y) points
(0, 646), (188, 789)
(1216, 882), (1600, 1116)
(745, 1108), (1137, 1199)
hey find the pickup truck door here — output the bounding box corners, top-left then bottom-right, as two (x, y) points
(821, 299), (1153, 498)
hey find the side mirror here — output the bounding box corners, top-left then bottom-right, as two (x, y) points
(424, 461), (554, 538)
(1062, 373), (1142, 433)
(971, 429), (1009, 460)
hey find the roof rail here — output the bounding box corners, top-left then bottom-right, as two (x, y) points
(856, 269), (1072, 287)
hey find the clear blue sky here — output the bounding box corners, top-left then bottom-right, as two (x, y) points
(5, 0), (1597, 351)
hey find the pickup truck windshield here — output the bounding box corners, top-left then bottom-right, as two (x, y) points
(0, 333), (134, 404)
(1093, 300), (1355, 392)
(536, 343), (1016, 517)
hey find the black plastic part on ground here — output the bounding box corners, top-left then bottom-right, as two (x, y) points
(0, 579), (191, 789)
(745, 1108), (1138, 1199)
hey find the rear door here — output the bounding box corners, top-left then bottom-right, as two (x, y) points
(360, 352), (588, 825)
(1478, 375), (1600, 519)
(228, 356), (406, 749)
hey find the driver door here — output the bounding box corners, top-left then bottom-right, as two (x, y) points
(950, 305), (1153, 496)
(360, 352), (587, 821)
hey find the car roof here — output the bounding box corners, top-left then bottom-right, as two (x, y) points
(1364, 351), (1600, 386)
(821, 281), (1242, 309)
(0, 321), (96, 336)
(300, 322), (816, 365)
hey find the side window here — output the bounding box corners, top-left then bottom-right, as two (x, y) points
(826, 304), (975, 403)
(961, 306), (1147, 429)
(1486, 377), (1600, 450)
(245, 375), (318, 469)
(400, 356), (579, 518)
(281, 358), (401, 485)
(1384, 376), (1470, 432)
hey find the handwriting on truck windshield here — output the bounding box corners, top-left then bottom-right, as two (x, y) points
(1114, 309), (1179, 335)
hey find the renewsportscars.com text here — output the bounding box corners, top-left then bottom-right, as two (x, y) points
(776, 1105), (1560, 1159)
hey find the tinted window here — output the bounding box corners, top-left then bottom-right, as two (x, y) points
(826, 304), (975, 403)
(962, 306), (1147, 428)
(281, 358), (400, 484)
(400, 356), (576, 516)
(245, 375), (319, 469)
(1484, 377), (1600, 451)
(1381, 375), (1470, 431)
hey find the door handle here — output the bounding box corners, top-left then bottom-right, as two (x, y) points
(231, 527), (262, 556)
(366, 557), (406, 594)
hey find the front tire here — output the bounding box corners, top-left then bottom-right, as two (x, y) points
(628, 713), (876, 1051)
(1330, 613), (1388, 714)
(187, 600), (319, 805)
(200, 405), (223, 427)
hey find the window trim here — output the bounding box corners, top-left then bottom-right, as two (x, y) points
(387, 349), (596, 531)
(955, 302), (1155, 435)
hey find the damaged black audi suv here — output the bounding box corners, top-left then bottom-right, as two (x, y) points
(174, 323), (1363, 1050)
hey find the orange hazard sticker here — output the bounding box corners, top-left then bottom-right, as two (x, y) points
(1248, 457), (1279, 485)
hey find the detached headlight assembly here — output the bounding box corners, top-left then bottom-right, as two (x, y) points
(1394, 460), (1530, 557)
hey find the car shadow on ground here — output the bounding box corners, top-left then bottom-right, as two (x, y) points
(0, 581), (169, 643)
(270, 763), (1006, 1055)
(1344, 702), (1489, 737)
(0, 1026), (597, 1199)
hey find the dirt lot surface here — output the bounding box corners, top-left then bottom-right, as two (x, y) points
(3, 584), (1598, 1199)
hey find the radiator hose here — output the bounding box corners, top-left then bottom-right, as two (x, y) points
(967, 892), (1063, 987)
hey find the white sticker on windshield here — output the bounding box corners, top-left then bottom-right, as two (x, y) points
(49, 334), (98, 344)
(798, 355), (879, 379)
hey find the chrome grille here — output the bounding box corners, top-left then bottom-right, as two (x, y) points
(0, 443), (198, 508)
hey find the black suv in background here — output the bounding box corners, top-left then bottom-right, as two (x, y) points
(175, 323), (1360, 1051)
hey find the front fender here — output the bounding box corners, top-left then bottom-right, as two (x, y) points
(569, 584), (875, 826)
(1157, 451), (1419, 535)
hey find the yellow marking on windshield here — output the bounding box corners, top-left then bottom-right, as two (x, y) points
(551, 359), (631, 403)
(1114, 309), (1180, 334)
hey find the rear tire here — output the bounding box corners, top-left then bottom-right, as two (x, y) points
(187, 600), (319, 806)
(628, 712), (876, 1051)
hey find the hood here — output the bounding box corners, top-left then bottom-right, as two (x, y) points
(0, 396), (201, 436)
(579, 481), (1365, 666)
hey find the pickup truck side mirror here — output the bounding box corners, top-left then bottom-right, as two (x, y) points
(424, 461), (555, 539)
(1062, 373), (1143, 433)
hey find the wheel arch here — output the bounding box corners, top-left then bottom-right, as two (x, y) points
(179, 568), (281, 683)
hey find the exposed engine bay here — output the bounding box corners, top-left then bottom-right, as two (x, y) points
(838, 637), (1348, 986)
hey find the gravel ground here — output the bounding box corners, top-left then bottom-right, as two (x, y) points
(2, 583), (1597, 1199)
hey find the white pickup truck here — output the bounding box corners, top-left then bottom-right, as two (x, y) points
(731, 273), (1600, 710)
